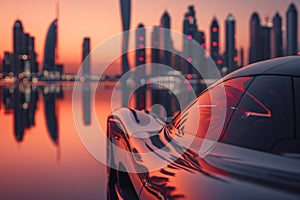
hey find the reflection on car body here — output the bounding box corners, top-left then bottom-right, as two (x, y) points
(107, 56), (300, 200)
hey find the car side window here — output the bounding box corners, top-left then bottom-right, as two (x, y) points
(294, 78), (300, 140)
(222, 75), (294, 152)
(173, 77), (253, 140)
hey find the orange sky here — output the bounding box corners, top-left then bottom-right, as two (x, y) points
(0, 0), (299, 74)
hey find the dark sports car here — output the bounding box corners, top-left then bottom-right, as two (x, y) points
(107, 56), (300, 200)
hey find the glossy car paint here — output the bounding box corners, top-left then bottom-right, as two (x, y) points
(107, 56), (300, 200)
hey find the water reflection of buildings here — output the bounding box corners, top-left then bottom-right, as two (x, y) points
(83, 84), (91, 125)
(2, 85), (63, 144)
(43, 85), (60, 144)
(81, 37), (92, 125)
(12, 85), (38, 141)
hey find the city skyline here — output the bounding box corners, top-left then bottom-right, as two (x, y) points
(0, 0), (299, 74)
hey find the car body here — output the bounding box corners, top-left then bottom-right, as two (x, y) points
(107, 56), (300, 200)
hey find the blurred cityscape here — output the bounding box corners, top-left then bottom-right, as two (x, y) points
(0, 2), (298, 83)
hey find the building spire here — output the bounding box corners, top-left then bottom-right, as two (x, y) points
(56, 2), (59, 60)
(56, 1), (59, 20)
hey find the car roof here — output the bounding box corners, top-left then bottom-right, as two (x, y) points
(223, 56), (300, 81)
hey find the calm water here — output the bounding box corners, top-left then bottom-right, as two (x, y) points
(0, 80), (202, 199)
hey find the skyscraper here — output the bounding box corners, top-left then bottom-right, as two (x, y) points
(135, 24), (146, 109)
(120, 0), (131, 107)
(261, 24), (271, 60)
(43, 19), (58, 72)
(151, 26), (160, 76)
(13, 20), (37, 78)
(271, 12), (283, 58)
(225, 14), (237, 73)
(120, 0), (131, 74)
(183, 6), (198, 75)
(198, 31), (206, 49)
(286, 3), (298, 56)
(210, 17), (219, 59)
(2, 52), (12, 77)
(210, 17), (223, 69)
(28, 36), (38, 73)
(240, 47), (244, 67)
(160, 11), (172, 67)
(136, 24), (146, 67)
(13, 20), (24, 57)
(249, 12), (261, 64)
(82, 37), (91, 77)
(13, 20), (24, 76)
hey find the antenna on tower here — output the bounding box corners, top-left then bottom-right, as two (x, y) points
(55, 1), (59, 60)
(56, 1), (59, 20)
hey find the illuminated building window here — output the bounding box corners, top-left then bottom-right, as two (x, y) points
(212, 27), (218, 32)
(139, 36), (144, 41)
(139, 56), (145, 62)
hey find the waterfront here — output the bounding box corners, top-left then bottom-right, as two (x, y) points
(0, 79), (199, 199)
(0, 83), (111, 199)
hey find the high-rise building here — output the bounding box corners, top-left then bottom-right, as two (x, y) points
(43, 19), (58, 72)
(135, 24), (146, 68)
(183, 6), (198, 75)
(240, 47), (244, 68)
(261, 25), (271, 60)
(151, 26), (160, 76)
(13, 20), (24, 57)
(2, 52), (12, 77)
(82, 37), (91, 77)
(210, 17), (219, 59)
(286, 3), (298, 56)
(249, 12), (262, 64)
(28, 36), (38, 73)
(13, 20), (24, 76)
(151, 26), (161, 76)
(210, 17), (223, 69)
(224, 14), (237, 73)
(160, 11), (172, 67)
(120, 0), (131, 74)
(135, 24), (146, 109)
(42, 19), (63, 80)
(13, 20), (38, 78)
(198, 31), (206, 49)
(271, 12), (283, 58)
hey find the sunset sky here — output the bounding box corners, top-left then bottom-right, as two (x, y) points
(0, 0), (299, 74)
